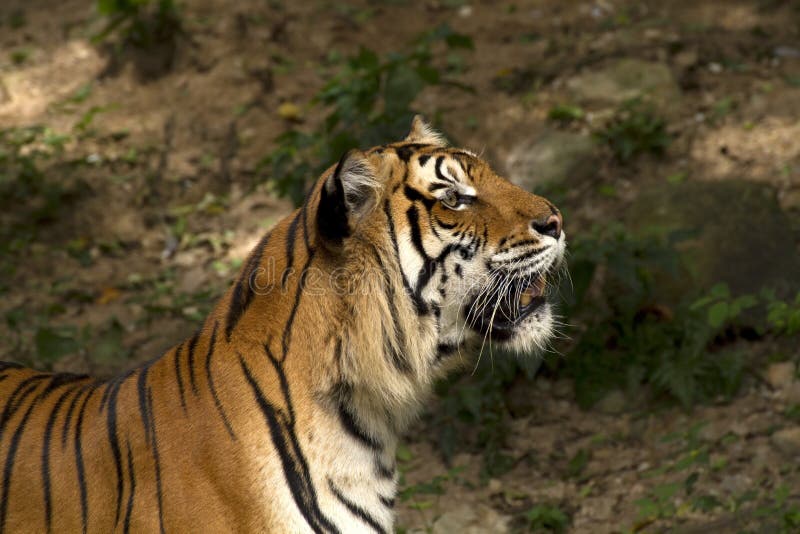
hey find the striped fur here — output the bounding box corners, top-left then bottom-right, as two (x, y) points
(0, 117), (565, 533)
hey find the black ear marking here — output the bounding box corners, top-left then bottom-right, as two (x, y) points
(316, 153), (353, 246)
(316, 150), (379, 249)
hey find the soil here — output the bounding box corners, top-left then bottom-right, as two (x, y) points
(1, 0), (799, 532)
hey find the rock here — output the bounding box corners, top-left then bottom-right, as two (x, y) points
(578, 496), (617, 521)
(506, 129), (596, 190)
(625, 181), (800, 302)
(764, 362), (797, 390)
(566, 59), (680, 106)
(177, 265), (210, 295)
(595, 390), (627, 414)
(720, 473), (752, 494)
(771, 427), (800, 457)
(432, 503), (510, 534)
(785, 383), (800, 405)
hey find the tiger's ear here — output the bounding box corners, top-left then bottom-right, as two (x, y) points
(404, 115), (447, 146)
(316, 149), (380, 247)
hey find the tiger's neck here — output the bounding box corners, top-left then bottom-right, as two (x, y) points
(211, 203), (448, 441)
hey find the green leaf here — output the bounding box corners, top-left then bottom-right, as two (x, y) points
(445, 32), (474, 50)
(35, 326), (80, 364)
(710, 283), (730, 299)
(707, 301), (729, 328)
(567, 449), (590, 478)
(652, 482), (681, 501)
(396, 444), (413, 462)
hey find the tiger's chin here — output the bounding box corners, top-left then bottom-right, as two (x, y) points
(464, 274), (556, 354)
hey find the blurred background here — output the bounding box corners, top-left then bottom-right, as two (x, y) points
(1, 0), (799, 532)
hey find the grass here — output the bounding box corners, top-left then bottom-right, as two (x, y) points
(595, 98), (670, 162)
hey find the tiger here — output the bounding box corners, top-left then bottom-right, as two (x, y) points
(0, 117), (565, 533)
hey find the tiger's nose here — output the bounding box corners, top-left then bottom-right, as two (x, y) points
(531, 213), (562, 239)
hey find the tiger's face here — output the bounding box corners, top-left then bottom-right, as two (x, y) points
(316, 117), (565, 362)
(391, 141), (565, 355)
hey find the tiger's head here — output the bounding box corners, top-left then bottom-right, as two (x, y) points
(313, 117), (565, 369)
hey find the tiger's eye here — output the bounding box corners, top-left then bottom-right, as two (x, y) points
(441, 189), (460, 209)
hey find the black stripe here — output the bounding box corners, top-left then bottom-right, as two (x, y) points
(403, 185), (435, 211)
(333, 338), (343, 368)
(492, 246), (548, 267)
(174, 343), (187, 413)
(379, 495), (395, 509)
(205, 322), (236, 439)
(0, 374), (49, 443)
(375, 461), (395, 480)
(405, 205), (431, 315)
(328, 478), (388, 534)
(137, 363), (152, 445)
(0, 385), (53, 532)
(61, 382), (86, 450)
(281, 251), (315, 359)
(42, 386), (77, 533)
(264, 342), (296, 423)
(238, 357), (339, 534)
(434, 156), (456, 184)
(406, 205), (429, 261)
(436, 342), (459, 362)
(338, 399), (382, 451)
(74, 387), (97, 534)
(146, 388), (166, 534)
(282, 211), (302, 289)
(418, 154), (431, 167)
(502, 238), (538, 250)
(104, 370), (134, 527)
(433, 216), (458, 229)
(395, 143), (432, 163)
(123, 441), (136, 534)
(0, 362), (22, 372)
(384, 199), (423, 314)
(395, 146), (413, 162)
(225, 232), (272, 341)
(186, 330), (200, 395)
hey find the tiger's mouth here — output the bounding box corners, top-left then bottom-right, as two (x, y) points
(466, 274), (548, 340)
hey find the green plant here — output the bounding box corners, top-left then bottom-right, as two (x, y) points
(595, 98), (670, 162)
(260, 25), (473, 205)
(525, 504), (570, 533)
(691, 283), (758, 328)
(547, 104), (584, 123)
(93, 0), (181, 48)
(559, 225), (747, 409)
(762, 289), (800, 335)
(431, 353), (523, 478)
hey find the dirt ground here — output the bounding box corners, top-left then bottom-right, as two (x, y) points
(1, 0), (800, 532)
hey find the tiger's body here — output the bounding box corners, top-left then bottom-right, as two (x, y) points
(0, 118), (565, 533)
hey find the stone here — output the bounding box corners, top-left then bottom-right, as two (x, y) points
(785, 383), (800, 405)
(771, 427), (800, 457)
(432, 503), (510, 534)
(595, 390), (627, 414)
(566, 59), (680, 105)
(764, 362), (797, 390)
(505, 129), (596, 190)
(625, 181), (800, 303)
